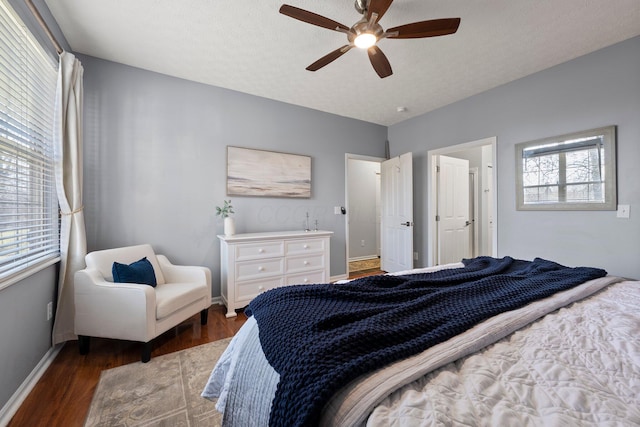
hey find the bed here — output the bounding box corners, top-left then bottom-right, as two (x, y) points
(202, 256), (640, 426)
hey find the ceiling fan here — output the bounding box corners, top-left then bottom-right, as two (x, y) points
(279, 0), (461, 78)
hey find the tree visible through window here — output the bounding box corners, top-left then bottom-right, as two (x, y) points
(0, 0), (59, 283)
(522, 137), (605, 204)
(516, 126), (616, 211)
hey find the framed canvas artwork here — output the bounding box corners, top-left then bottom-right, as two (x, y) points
(226, 146), (311, 198)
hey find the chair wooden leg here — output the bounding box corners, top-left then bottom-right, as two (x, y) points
(78, 335), (90, 355)
(200, 308), (209, 325)
(141, 341), (152, 363)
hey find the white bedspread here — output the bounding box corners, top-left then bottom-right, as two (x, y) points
(367, 279), (640, 426)
(202, 271), (639, 427)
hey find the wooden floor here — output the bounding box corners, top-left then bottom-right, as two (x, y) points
(8, 305), (248, 427)
(8, 270), (383, 427)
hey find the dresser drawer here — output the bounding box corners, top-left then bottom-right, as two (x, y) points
(285, 238), (325, 256)
(236, 258), (284, 281)
(236, 277), (284, 302)
(285, 254), (325, 274)
(235, 241), (284, 261)
(285, 270), (326, 286)
(219, 231), (332, 318)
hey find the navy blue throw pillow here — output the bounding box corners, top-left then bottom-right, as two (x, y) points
(112, 257), (157, 287)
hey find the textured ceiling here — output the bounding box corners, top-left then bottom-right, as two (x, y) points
(45, 0), (640, 126)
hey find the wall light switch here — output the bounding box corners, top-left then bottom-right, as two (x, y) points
(334, 206), (341, 215)
(616, 204), (630, 219)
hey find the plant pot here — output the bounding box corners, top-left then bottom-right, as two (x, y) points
(224, 217), (235, 237)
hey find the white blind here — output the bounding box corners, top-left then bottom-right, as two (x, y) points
(0, 0), (59, 281)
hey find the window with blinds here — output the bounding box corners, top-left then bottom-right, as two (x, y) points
(0, 0), (59, 284)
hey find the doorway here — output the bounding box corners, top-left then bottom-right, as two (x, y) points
(345, 153), (415, 277)
(345, 154), (384, 277)
(427, 137), (497, 266)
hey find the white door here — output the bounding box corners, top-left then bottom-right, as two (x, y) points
(437, 155), (470, 264)
(381, 153), (413, 273)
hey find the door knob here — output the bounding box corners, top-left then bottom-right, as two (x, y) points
(401, 221), (413, 227)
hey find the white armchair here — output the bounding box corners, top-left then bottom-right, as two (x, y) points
(74, 244), (212, 362)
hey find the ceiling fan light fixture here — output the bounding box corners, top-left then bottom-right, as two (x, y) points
(279, 1), (461, 78)
(354, 33), (377, 49)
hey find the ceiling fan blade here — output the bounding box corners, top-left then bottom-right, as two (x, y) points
(367, 0), (394, 23)
(367, 46), (392, 78)
(279, 4), (349, 32)
(306, 45), (353, 72)
(387, 18), (461, 39)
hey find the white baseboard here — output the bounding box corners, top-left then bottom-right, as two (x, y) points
(0, 297), (246, 425)
(330, 274), (348, 282)
(348, 255), (380, 262)
(0, 343), (63, 426)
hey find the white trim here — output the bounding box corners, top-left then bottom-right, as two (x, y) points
(0, 256), (60, 294)
(0, 257), (60, 292)
(348, 255), (379, 263)
(427, 137), (498, 266)
(0, 343), (63, 426)
(211, 296), (223, 305)
(469, 167), (480, 257)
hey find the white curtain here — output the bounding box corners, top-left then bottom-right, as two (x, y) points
(52, 52), (87, 345)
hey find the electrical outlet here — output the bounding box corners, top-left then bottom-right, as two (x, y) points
(617, 204), (630, 219)
(414, 252), (419, 260)
(361, 239), (365, 247)
(47, 302), (53, 321)
(334, 206), (341, 215)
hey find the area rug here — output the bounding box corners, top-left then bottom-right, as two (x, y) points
(84, 338), (232, 427)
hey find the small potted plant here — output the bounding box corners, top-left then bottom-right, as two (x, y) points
(216, 199), (235, 236)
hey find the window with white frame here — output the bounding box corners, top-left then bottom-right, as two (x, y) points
(0, 0), (59, 284)
(522, 137), (606, 204)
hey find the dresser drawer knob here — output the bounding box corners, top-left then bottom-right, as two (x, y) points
(258, 248), (265, 253)
(303, 244), (309, 249)
(303, 260), (310, 265)
(258, 266), (265, 271)
(303, 278), (309, 283)
(258, 286), (265, 291)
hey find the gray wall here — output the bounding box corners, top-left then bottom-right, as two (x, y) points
(0, 266), (57, 413)
(389, 36), (640, 279)
(79, 54), (387, 295)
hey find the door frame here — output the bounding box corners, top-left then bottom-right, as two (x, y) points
(427, 137), (497, 266)
(345, 153), (385, 277)
(469, 167), (480, 257)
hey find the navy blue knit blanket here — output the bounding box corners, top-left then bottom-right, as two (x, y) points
(245, 256), (607, 427)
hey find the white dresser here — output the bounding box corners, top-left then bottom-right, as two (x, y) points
(218, 230), (333, 317)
